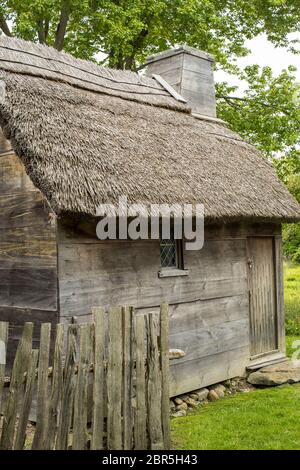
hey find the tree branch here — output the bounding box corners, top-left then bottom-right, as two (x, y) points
(124, 28), (149, 70)
(44, 19), (50, 42)
(54, 0), (72, 51)
(0, 14), (12, 37)
(217, 94), (296, 118)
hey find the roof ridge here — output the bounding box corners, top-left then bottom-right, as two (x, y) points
(0, 36), (189, 113)
(0, 42), (164, 92)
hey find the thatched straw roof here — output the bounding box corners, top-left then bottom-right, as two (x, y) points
(0, 37), (299, 222)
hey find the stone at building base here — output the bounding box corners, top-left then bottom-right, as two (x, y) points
(247, 360), (300, 386)
(170, 378), (255, 418)
(209, 384), (226, 398)
(171, 410), (187, 418)
(207, 390), (219, 401)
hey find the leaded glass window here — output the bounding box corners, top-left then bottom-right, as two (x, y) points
(160, 239), (177, 268)
(160, 234), (184, 270)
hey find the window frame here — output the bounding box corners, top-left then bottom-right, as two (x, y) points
(158, 238), (189, 278)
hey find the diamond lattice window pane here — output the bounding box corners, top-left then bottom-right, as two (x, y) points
(160, 239), (177, 268)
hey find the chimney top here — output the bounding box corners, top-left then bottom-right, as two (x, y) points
(147, 45), (215, 65)
(145, 45), (216, 118)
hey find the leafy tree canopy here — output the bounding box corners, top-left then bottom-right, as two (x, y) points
(217, 65), (300, 162)
(0, 0), (299, 69)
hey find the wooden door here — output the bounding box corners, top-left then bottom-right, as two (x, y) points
(247, 237), (277, 357)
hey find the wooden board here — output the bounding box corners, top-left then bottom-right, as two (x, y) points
(57, 217), (283, 394)
(0, 268), (57, 310)
(0, 307), (57, 369)
(274, 235), (285, 354)
(0, 153), (33, 193)
(247, 237), (277, 356)
(57, 218), (281, 244)
(170, 346), (249, 396)
(0, 134), (58, 369)
(58, 236), (247, 316)
(169, 317), (249, 363)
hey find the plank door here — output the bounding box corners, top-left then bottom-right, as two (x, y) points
(247, 237), (277, 357)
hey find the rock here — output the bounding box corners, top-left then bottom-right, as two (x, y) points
(247, 361), (300, 386)
(169, 349), (186, 360)
(223, 380), (232, 388)
(174, 398), (183, 405)
(176, 402), (188, 411)
(190, 393), (199, 401)
(208, 390), (219, 402)
(171, 410), (186, 418)
(185, 397), (198, 408)
(178, 394), (189, 402)
(195, 388), (209, 401)
(210, 383), (226, 393)
(209, 384), (226, 398)
(169, 400), (176, 411)
(235, 378), (255, 393)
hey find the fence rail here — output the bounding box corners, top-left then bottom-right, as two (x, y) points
(0, 303), (170, 450)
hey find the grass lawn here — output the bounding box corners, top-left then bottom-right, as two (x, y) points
(171, 385), (300, 450)
(285, 262), (300, 357)
(284, 262), (300, 337)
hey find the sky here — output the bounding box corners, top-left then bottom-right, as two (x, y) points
(215, 33), (300, 95)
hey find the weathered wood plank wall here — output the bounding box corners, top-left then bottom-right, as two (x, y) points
(0, 131), (58, 367)
(57, 218), (281, 395)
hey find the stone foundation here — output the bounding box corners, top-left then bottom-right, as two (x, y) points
(170, 377), (255, 417)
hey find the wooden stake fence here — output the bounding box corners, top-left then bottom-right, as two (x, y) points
(0, 303), (170, 450)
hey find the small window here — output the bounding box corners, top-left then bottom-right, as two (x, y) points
(160, 238), (178, 268)
(159, 237), (188, 277)
(160, 234), (185, 268)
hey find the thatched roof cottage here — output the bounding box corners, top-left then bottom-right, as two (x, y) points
(0, 37), (299, 395)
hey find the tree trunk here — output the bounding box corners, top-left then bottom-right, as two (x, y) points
(0, 15), (12, 37)
(54, 0), (72, 51)
(37, 19), (47, 44)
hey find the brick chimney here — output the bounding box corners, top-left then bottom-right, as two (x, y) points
(145, 45), (216, 118)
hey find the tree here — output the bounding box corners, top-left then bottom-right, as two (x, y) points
(0, 1), (299, 68)
(217, 65), (300, 161)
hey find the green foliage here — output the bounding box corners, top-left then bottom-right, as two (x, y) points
(286, 335), (300, 357)
(284, 262), (300, 335)
(281, 168), (300, 262)
(217, 66), (300, 160)
(171, 384), (300, 450)
(0, 1), (300, 68)
(283, 223), (300, 263)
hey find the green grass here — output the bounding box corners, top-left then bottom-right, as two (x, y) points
(284, 262), (300, 336)
(171, 385), (300, 450)
(284, 262), (300, 357)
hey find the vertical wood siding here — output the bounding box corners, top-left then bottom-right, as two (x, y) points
(247, 237), (277, 356)
(0, 131), (58, 367)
